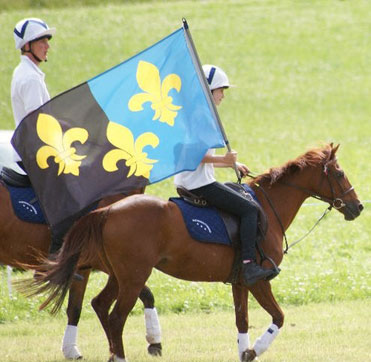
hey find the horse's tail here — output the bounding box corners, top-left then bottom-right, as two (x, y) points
(24, 208), (109, 315)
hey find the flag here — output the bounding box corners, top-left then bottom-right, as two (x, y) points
(11, 24), (225, 229)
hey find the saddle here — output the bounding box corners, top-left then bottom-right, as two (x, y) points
(1, 166), (31, 187)
(175, 183), (279, 284)
(176, 183), (268, 241)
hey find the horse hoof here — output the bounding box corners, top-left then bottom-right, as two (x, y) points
(108, 355), (127, 362)
(241, 349), (257, 362)
(62, 344), (83, 359)
(148, 343), (162, 356)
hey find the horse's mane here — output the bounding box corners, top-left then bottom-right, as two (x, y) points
(253, 144), (332, 185)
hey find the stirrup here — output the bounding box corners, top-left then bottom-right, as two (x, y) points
(262, 255), (280, 281)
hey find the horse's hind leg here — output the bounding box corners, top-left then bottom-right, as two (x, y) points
(62, 268), (91, 359)
(91, 275), (119, 355)
(139, 286), (162, 356)
(91, 279), (162, 357)
(245, 280), (284, 361)
(108, 271), (153, 362)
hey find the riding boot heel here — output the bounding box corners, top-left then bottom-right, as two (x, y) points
(241, 262), (275, 286)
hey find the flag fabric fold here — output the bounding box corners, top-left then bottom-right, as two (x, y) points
(12, 25), (225, 229)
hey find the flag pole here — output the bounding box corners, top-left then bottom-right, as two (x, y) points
(182, 18), (241, 182)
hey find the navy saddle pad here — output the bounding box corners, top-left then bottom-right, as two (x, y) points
(6, 185), (46, 224)
(170, 184), (258, 245)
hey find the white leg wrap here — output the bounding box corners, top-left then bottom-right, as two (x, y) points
(253, 323), (279, 356)
(237, 332), (250, 361)
(144, 307), (161, 344)
(62, 325), (82, 359)
(113, 356), (127, 362)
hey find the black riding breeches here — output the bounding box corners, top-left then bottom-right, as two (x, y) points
(190, 181), (258, 260)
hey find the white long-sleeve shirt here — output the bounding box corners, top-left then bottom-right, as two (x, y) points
(11, 55), (50, 161)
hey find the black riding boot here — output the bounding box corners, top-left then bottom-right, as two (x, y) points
(241, 261), (275, 286)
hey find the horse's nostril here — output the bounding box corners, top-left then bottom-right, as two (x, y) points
(359, 203), (364, 212)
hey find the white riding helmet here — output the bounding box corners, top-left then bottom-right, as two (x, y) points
(202, 64), (232, 91)
(14, 18), (56, 50)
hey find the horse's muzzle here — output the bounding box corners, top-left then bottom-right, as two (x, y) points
(343, 201), (363, 221)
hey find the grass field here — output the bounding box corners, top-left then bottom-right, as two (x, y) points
(0, 299), (370, 361)
(0, 0), (370, 360)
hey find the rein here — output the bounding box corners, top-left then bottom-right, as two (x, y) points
(246, 159), (354, 254)
(256, 183), (332, 253)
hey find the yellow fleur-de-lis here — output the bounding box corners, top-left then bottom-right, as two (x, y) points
(36, 113), (88, 176)
(102, 122), (159, 179)
(128, 61), (182, 126)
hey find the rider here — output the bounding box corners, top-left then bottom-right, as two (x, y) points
(11, 19), (85, 358)
(174, 64), (274, 286)
(11, 18), (65, 259)
(11, 17), (55, 170)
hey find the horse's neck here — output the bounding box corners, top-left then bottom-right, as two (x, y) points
(258, 172), (313, 231)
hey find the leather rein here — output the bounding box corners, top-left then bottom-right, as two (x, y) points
(248, 158), (354, 254)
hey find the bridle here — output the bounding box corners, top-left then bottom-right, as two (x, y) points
(253, 157), (354, 253)
(281, 158), (354, 210)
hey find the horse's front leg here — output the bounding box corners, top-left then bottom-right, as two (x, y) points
(247, 280), (284, 360)
(62, 268), (91, 359)
(232, 284), (253, 361)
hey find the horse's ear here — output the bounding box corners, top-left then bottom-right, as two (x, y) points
(330, 143), (340, 159)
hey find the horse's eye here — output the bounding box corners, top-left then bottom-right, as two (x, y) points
(336, 170), (345, 178)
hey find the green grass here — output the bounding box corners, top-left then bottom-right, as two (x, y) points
(0, 0), (164, 11)
(0, 0), (370, 331)
(0, 299), (370, 361)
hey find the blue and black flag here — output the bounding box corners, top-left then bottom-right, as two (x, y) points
(12, 25), (225, 229)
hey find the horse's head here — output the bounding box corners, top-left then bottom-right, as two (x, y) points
(317, 144), (363, 220)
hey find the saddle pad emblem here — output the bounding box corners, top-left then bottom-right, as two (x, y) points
(192, 219), (212, 234)
(170, 197), (231, 245)
(18, 200), (39, 215)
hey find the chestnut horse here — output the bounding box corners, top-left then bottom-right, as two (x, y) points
(0, 176), (162, 359)
(31, 144), (363, 362)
